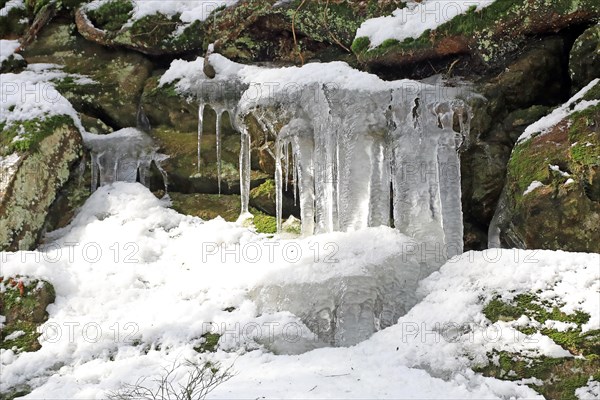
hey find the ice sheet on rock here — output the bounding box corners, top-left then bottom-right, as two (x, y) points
(83, 128), (167, 192)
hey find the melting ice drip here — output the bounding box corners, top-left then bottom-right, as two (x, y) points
(83, 128), (168, 192)
(195, 63), (471, 257)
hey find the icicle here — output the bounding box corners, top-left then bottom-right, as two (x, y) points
(239, 126), (251, 215)
(284, 142), (289, 192)
(91, 152), (99, 192)
(215, 107), (224, 194)
(292, 152), (298, 206)
(197, 103), (205, 174)
(274, 139), (283, 233)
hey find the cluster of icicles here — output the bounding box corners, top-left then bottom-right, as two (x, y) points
(84, 128), (167, 192)
(196, 77), (471, 257)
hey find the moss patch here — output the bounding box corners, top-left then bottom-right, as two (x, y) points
(0, 115), (73, 156)
(194, 332), (221, 353)
(479, 292), (600, 400)
(0, 277), (56, 353)
(86, 0), (133, 31)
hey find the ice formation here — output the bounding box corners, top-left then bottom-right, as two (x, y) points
(83, 128), (167, 192)
(193, 55), (471, 257)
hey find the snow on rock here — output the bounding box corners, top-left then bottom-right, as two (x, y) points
(1, 182), (597, 398)
(0, 0), (24, 16)
(0, 64), (85, 133)
(355, 1), (496, 49)
(518, 78), (600, 143)
(0, 39), (21, 64)
(523, 180), (544, 196)
(85, 0), (238, 24)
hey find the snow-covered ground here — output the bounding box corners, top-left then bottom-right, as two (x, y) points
(355, 0), (496, 48)
(1, 182), (598, 398)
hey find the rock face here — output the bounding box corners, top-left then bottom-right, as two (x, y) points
(491, 82), (600, 252)
(22, 22), (153, 129)
(0, 118), (83, 251)
(352, 0), (600, 78)
(570, 24), (600, 93)
(461, 38), (568, 249)
(72, 0), (403, 62)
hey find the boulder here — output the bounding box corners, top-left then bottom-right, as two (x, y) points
(0, 116), (83, 251)
(492, 82), (600, 252)
(353, 0), (600, 78)
(570, 24), (600, 93)
(460, 38), (566, 250)
(22, 22), (153, 129)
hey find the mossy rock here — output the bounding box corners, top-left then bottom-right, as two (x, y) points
(169, 191), (279, 234)
(0, 277), (56, 353)
(205, 0), (405, 64)
(169, 192), (242, 221)
(570, 24), (600, 93)
(493, 83), (600, 251)
(22, 22), (153, 128)
(0, 115), (83, 251)
(460, 38), (565, 250)
(353, 0), (600, 75)
(77, 0), (205, 55)
(478, 292), (600, 400)
(140, 75), (200, 132)
(249, 178), (299, 218)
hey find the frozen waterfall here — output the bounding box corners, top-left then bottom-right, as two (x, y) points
(194, 56), (471, 258)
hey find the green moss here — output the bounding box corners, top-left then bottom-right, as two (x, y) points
(568, 105), (600, 168)
(0, 115), (73, 155)
(477, 351), (598, 400)
(252, 212), (277, 234)
(0, 278), (55, 353)
(356, 0), (600, 63)
(480, 290), (599, 399)
(194, 332), (220, 353)
(87, 0), (133, 31)
(251, 179), (275, 198)
(351, 36), (370, 54)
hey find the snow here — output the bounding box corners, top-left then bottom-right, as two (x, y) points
(0, 153), (21, 197)
(0, 0), (24, 17)
(0, 64), (85, 135)
(355, 1), (496, 49)
(0, 182), (598, 398)
(576, 378), (600, 400)
(85, 0), (238, 24)
(0, 39), (21, 64)
(4, 330), (25, 341)
(518, 78), (600, 143)
(523, 181), (544, 196)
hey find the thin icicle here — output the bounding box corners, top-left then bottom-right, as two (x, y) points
(274, 139), (283, 233)
(292, 152), (298, 206)
(197, 103), (205, 174)
(215, 108), (224, 194)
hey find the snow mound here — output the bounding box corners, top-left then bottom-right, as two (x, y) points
(1, 183), (597, 398)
